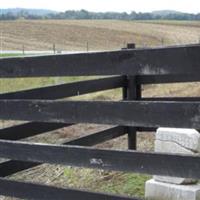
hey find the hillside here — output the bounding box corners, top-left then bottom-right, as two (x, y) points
(151, 10), (184, 16)
(1, 8), (57, 16)
(1, 9), (200, 20)
(0, 20), (200, 51)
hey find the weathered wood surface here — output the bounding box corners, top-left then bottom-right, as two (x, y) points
(0, 126), (126, 177)
(0, 178), (138, 200)
(0, 100), (200, 129)
(67, 126), (126, 146)
(0, 139), (200, 179)
(0, 76), (124, 99)
(142, 97), (200, 101)
(0, 122), (70, 140)
(0, 44), (199, 77)
(138, 74), (200, 84)
(123, 75), (141, 149)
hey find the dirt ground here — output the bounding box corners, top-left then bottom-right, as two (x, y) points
(0, 20), (200, 51)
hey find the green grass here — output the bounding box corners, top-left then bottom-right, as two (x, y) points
(64, 168), (151, 198)
(0, 53), (22, 57)
(0, 77), (97, 93)
(0, 53), (98, 94)
(139, 20), (200, 27)
(0, 77), (122, 101)
(0, 53), (120, 99)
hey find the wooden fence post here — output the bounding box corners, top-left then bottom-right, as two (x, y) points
(53, 43), (56, 54)
(22, 45), (25, 55)
(122, 43), (141, 150)
(86, 41), (89, 52)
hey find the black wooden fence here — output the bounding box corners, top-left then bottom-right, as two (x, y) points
(0, 43), (200, 199)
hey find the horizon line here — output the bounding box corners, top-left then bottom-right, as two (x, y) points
(1, 7), (199, 15)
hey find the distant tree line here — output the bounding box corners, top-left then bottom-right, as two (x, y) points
(1, 9), (200, 20)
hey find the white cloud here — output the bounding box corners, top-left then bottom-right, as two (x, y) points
(0, 0), (199, 13)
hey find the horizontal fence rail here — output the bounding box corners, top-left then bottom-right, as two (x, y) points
(0, 76), (124, 99)
(67, 126), (126, 146)
(0, 100), (200, 128)
(0, 122), (70, 140)
(142, 97), (200, 101)
(0, 178), (138, 200)
(0, 139), (200, 179)
(138, 74), (200, 84)
(0, 126), (126, 177)
(0, 44), (200, 77)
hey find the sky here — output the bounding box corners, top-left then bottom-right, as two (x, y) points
(0, 0), (199, 14)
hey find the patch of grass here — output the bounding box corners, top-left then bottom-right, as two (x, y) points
(0, 53), (22, 57)
(0, 54), (100, 94)
(64, 167), (151, 198)
(139, 20), (200, 27)
(100, 173), (150, 197)
(0, 54), (103, 94)
(0, 76), (99, 94)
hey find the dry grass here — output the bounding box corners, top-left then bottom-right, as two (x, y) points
(2, 123), (153, 200)
(1, 20), (200, 51)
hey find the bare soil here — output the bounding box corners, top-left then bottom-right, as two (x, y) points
(1, 20), (200, 51)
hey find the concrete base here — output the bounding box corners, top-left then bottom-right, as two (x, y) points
(145, 179), (200, 200)
(154, 175), (197, 185)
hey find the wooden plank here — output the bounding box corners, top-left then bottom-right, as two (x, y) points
(139, 126), (200, 133)
(138, 74), (200, 84)
(0, 44), (199, 77)
(142, 97), (200, 101)
(0, 160), (38, 177)
(0, 122), (70, 140)
(0, 76), (123, 140)
(0, 76), (124, 100)
(0, 127), (126, 177)
(0, 178), (138, 200)
(0, 140), (200, 178)
(67, 126), (126, 146)
(1, 100), (200, 129)
(137, 127), (156, 132)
